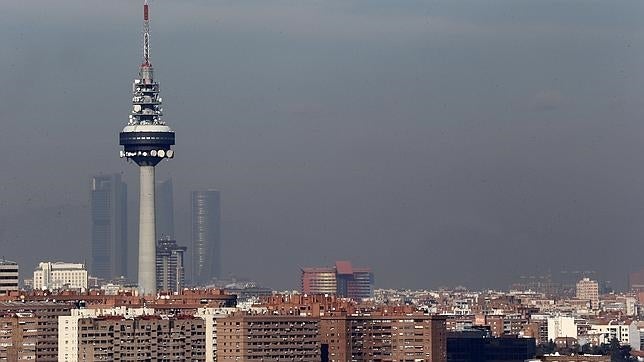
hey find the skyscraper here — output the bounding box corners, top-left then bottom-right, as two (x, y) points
(156, 237), (187, 293)
(191, 190), (221, 284)
(90, 174), (127, 279)
(156, 178), (175, 239)
(119, 1), (175, 295)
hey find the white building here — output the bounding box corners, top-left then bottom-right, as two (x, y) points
(0, 259), (19, 295)
(58, 306), (154, 361)
(547, 316), (577, 341)
(195, 307), (239, 361)
(590, 321), (640, 350)
(33, 262), (88, 291)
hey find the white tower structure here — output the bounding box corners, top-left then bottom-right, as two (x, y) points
(119, 0), (175, 295)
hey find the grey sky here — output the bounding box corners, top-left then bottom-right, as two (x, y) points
(0, 0), (643, 289)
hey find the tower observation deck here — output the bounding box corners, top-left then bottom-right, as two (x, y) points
(119, 0), (174, 295)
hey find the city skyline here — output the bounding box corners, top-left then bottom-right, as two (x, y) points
(0, 0), (643, 290)
(0, 1), (642, 360)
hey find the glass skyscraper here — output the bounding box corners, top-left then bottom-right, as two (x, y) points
(190, 190), (221, 284)
(90, 174), (128, 279)
(156, 178), (175, 239)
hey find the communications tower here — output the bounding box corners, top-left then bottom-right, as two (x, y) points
(119, 0), (175, 295)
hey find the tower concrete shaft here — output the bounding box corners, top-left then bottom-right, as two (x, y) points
(138, 166), (156, 294)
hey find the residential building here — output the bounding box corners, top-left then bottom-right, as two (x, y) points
(191, 190), (221, 284)
(0, 259), (19, 295)
(216, 312), (320, 361)
(77, 315), (206, 361)
(58, 306), (155, 361)
(194, 307), (237, 362)
(0, 312), (37, 360)
(0, 302), (73, 362)
(576, 278), (599, 310)
(321, 314), (447, 362)
(33, 262), (88, 291)
(589, 320), (640, 350)
(90, 174), (127, 279)
(547, 316), (577, 342)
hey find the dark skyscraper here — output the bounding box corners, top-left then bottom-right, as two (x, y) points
(191, 190), (221, 284)
(156, 237), (186, 293)
(90, 174), (128, 279)
(156, 178), (175, 239)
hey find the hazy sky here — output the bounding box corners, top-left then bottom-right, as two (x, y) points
(0, 0), (643, 290)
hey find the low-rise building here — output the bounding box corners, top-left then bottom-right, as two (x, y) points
(589, 320), (640, 350)
(547, 316), (577, 342)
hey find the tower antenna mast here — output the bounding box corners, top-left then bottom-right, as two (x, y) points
(143, 0), (150, 66)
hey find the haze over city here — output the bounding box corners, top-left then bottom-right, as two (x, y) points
(0, 0), (643, 290)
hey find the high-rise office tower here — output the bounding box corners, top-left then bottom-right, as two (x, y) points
(119, 0), (175, 295)
(156, 237), (187, 293)
(191, 190), (221, 284)
(301, 261), (374, 300)
(156, 178), (175, 239)
(90, 174), (127, 279)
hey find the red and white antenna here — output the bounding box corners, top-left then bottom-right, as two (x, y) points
(143, 0), (151, 66)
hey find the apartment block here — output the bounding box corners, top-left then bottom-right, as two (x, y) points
(576, 278), (599, 310)
(320, 314), (447, 362)
(0, 312), (37, 360)
(216, 312), (320, 361)
(0, 259), (19, 295)
(0, 302), (73, 362)
(77, 315), (206, 361)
